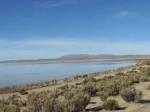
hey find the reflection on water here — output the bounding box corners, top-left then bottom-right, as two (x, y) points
(0, 61), (135, 87)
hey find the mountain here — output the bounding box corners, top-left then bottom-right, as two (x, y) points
(59, 54), (116, 60)
(1, 54), (150, 64)
(59, 54), (150, 60)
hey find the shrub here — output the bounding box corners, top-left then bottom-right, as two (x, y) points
(58, 84), (68, 90)
(130, 75), (140, 83)
(108, 83), (120, 96)
(0, 99), (20, 112)
(83, 74), (88, 78)
(54, 101), (68, 112)
(102, 99), (119, 110)
(98, 91), (109, 101)
(139, 74), (149, 82)
(68, 92), (90, 112)
(74, 75), (82, 80)
(115, 72), (125, 76)
(83, 77), (96, 84)
(120, 86), (143, 103)
(19, 88), (25, 93)
(19, 88), (28, 95)
(26, 89), (90, 112)
(50, 89), (61, 98)
(103, 76), (113, 80)
(75, 82), (82, 86)
(21, 91), (28, 95)
(82, 82), (98, 96)
(7, 95), (23, 107)
(64, 89), (78, 100)
(132, 68), (136, 70)
(98, 83), (120, 96)
(147, 84), (150, 90)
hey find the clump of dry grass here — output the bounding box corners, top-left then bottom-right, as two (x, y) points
(120, 86), (143, 103)
(98, 91), (109, 101)
(102, 99), (119, 111)
(82, 82), (98, 96)
(147, 84), (150, 90)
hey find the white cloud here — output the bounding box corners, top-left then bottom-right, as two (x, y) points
(0, 38), (150, 60)
(33, 0), (75, 8)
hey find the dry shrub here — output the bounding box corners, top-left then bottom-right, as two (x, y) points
(102, 99), (119, 110)
(0, 99), (20, 112)
(147, 84), (150, 90)
(120, 86), (143, 103)
(115, 72), (125, 76)
(83, 77), (96, 84)
(26, 89), (90, 112)
(19, 88), (28, 95)
(98, 91), (109, 101)
(82, 82), (98, 96)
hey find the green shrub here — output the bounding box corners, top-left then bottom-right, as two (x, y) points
(102, 99), (119, 110)
(120, 86), (143, 103)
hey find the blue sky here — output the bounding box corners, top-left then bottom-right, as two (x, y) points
(0, 0), (150, 60)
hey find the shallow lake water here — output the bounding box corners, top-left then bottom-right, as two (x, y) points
(0, 61), (135, 88)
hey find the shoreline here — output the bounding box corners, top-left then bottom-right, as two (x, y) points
(0, 56), (148, 64)
(0, 59), (138, 95)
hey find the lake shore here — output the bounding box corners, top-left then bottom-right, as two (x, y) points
(0, 56), (149, 64)
(0, 59), (138, 95)
(1, 59), (150, 112)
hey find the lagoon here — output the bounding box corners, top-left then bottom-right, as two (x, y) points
(0, 61), (135, 88)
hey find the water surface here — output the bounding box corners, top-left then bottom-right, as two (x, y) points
(0, 61), (135, 88)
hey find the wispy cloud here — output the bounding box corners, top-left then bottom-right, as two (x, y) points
(33, 0), (75, 8)
(115, 11), (129, 17)
(0, 38), (150, 60)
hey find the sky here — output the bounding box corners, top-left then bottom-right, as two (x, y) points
(0, 0), (150, 60)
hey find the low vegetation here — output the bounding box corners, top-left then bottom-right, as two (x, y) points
(25, 89), (90, 112)
(102, 99), (119, 110)
(120, 86), (143, 103)
(147, 84), (150, 90)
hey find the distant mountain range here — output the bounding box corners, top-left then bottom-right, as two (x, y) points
(1, 54), (150, 63)
(59, 54), (150, 60)
(59, 54), (115, 60)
